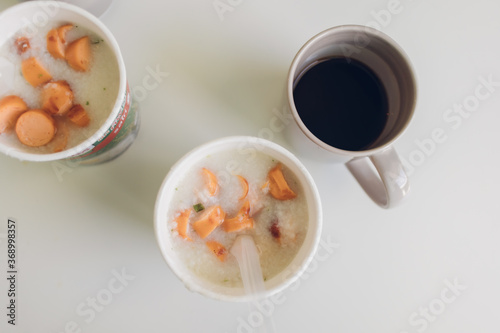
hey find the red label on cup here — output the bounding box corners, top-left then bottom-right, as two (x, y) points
(71, 83), (136, 161)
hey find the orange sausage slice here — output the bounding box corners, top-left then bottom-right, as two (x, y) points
(237, 175), (249, 200)
(206, 241), (227, 262)
(222, 201), (254, 233)
(267, 163), (297, 200)
(41, 80), (74, 115)
(57, 24), (73, 44)
(202, 168), (219, 196)
(14, 37), (30, 54)
(51, 117), (69, 153)
(66, 104), (90, 127)
(46, 28), (65, 59)
(15, 109), (56, 147)
(65, 36), (91, 72)
(0, 95), (28, 133)
(192, 205), (226, 239)
(21, 57), (52, 87)
(173, 209), (192, 241)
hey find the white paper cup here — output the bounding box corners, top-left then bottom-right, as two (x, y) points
(0, 1), (139, 164)
(154, 136), (323, 302)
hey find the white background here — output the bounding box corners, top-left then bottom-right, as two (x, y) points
(1, 0), (499, 332)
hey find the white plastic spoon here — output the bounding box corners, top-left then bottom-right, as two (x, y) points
(230, 235), (276, 333)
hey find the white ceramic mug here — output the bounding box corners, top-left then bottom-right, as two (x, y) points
(285, 25), (417, 209)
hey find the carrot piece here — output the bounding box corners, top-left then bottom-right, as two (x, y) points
(57, 24), (73, 44)
(66, 104), (90, 127)
(192, 205), (226, 239)
(222, 201), (254, 233)
(65, 36), (91, 71)
(41, 80), (74, 115)
(237, 175), (249, 200)
(174, 209), (192, 241)
(46, 28), (65, 59)
(51, 117), (69, 153)
(14, 37), (30, 54)
(15, 109), (56, 147)
(0, 95), (28, 133)
(21, 57), (52, 87)
(202, 168), (219, 196)
(267, 163), (297, 200)
(206, 241), (228, 262)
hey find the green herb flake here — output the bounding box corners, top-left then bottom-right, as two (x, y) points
(38, 74), (43, 78)
(86, 101), (89, 106)
(103, 87), (106, 91)
(193, 203), (205, 213)
(223, 279), (229, 283)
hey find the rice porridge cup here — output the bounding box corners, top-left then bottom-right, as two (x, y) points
(154, 136), (322, 302)
(0, 1), (139, 164)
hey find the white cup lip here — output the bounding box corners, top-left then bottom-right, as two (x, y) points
(0, 1), (126, 162)
(287, 25), (417, 157)
(154, 136), (323, 302)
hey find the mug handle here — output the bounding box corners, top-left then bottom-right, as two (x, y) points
(345, 146), (409, 209)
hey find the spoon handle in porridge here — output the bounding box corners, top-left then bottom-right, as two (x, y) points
(230, 235), (276, 333)
(230, 235), (266, 296)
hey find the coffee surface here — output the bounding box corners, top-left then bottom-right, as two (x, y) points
(293, 57), (388, 151)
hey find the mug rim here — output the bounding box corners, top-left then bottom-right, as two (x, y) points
(287, 25), (417, 157)
(0, 0), (127, 162)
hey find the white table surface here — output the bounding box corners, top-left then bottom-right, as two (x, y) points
(1, 0), (499, 332)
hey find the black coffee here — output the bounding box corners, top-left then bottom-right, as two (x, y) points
(293, 57), (388, 151)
